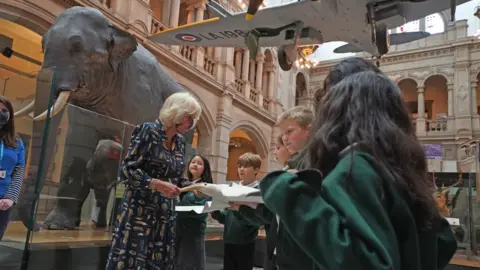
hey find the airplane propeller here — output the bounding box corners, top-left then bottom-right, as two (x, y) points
(246, 0), (264, 20)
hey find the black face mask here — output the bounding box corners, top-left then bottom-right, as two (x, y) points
(0, 109), (10, 127)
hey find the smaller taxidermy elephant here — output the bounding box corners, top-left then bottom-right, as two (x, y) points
(85, 139), (123, 228)
(42, 139), (123, 230)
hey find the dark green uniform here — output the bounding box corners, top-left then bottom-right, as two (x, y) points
(211, 208), (260, 270)
(259, 151), (458, 270)
(211, 209), (259, 245)
(176, 192), (209, 235)
(175, 191), (210, 270)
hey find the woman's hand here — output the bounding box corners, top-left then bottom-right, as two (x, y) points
(150, 179), (180, 198)
(0, 199), (14, 211)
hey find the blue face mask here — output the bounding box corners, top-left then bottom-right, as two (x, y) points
(0, 109), (10, 127)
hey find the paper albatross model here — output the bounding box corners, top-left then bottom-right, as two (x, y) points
(176, 183), (263, 214)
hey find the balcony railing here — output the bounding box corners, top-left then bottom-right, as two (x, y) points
(98, 0), (112, 8)
(147, 11), (271, 113)
(151, 17), (168, 35)
(180, 45), (195, 62)
(426, 118), (448, 132)
(204, 55), (215, 76)
(249, 89), (258, 103)
(235, 79), (244, 94)
(263, 98), (269, 110)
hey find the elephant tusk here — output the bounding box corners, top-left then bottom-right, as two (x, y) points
(14, 100), (35, 118)
(34, 91), (71, 121)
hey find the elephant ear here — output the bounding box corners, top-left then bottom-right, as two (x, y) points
(108, 25), (138, 72)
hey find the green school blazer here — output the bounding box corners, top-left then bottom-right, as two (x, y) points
(259, 151), (457, 270)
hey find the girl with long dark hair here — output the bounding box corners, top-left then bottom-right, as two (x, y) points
(259, 71), (457, 269)
(175, 155), (213, 270)
(0, 96), (26, 240)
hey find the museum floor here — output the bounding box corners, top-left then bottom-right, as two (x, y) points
(0, 221), (267, 270)
(0, 221), (478, 270)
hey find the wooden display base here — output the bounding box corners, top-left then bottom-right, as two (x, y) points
(0, 221), (266, 270)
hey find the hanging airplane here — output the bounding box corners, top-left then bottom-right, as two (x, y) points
(149, 0), (470, 71)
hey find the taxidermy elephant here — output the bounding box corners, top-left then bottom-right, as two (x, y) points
(14, 6), (194, 230)
(85, 139), (123, 227)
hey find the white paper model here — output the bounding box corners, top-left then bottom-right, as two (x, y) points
(175, 182), (263, 214)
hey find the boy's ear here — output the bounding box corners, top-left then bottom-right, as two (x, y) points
(254, 168), (260, 175)
(306, 124), (313, 135)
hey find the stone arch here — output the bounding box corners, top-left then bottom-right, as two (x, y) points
(179, 84), (216, 154)
(397, 78), (418, 116)
(423, 74), (448, 120)
(422, 73), (451, 86)
(0, 0), (55, 35)
(394, 76), (421, 85)
(295, 72), (308, 106)
(230, 120), (269, 158)
(129, 20), (149, 35)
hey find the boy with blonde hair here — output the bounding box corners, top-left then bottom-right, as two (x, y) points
(230, 106), (314, 270)
(211, 152), (262, 270)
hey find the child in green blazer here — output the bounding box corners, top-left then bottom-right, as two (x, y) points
(259, 71), (457, 269)
(175, 155), (213, 270)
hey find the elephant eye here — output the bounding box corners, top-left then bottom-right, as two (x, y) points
(73, 43), (82, 53)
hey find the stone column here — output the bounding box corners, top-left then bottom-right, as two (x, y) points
(187, 7), (195, 23)
(242, 50), (250, 81)
(471, 80), (480, 130)
(211, 93), (234, 184)
(170, 0), (181, 53)
(471, 80), (478, 115)
(196, 3), (205, 22)
(268, 69), (275, 111)
(234, 50), (242, 78)
(206, 47), (214, 58)
(262, 72), (268, 93)
(161, 0), (171, 26)
(249, 61), (256, 84)
(220, 47), (236, 86)
(255, 55), (264, 90)
(416, 86), (426, 134)
(447, 83), (454, 117)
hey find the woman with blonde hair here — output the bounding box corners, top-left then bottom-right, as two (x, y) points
(106, 92), (202, 270)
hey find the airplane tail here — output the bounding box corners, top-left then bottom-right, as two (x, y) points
(333, 31), (431, 54)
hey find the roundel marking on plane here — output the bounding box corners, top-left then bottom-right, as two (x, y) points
(175, 33), (203, 42)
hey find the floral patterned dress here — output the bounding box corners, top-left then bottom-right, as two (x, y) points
(106, 119), (190, 270)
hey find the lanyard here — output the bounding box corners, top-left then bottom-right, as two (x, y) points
(0, 141), (4, 163)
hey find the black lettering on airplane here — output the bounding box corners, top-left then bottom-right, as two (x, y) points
(198, 30), (247, 40)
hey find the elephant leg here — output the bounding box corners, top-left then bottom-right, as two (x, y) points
(74, 180), (92, 227)
(92, 181), (109, 228)
(42, 107), (99, 230)
(43, 107), (126, 230)
(17, 70), (66, 231)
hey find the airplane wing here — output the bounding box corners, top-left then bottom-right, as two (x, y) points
(381, 0), (472, 28)
(149, 0), (330, 48)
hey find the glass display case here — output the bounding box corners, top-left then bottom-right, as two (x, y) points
(0, 67), (233, 269)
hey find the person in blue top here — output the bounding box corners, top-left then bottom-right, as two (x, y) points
(0, 96), (26, 240)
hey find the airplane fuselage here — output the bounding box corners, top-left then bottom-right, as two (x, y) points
(300, 0), (378, 55)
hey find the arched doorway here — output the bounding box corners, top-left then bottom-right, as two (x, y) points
(424, 75), (448, 132)
(398, 78), (419, 130)
(226, 122), (269, 182)
(227, 129), (257, 181)
(295, 72), (307, 106)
